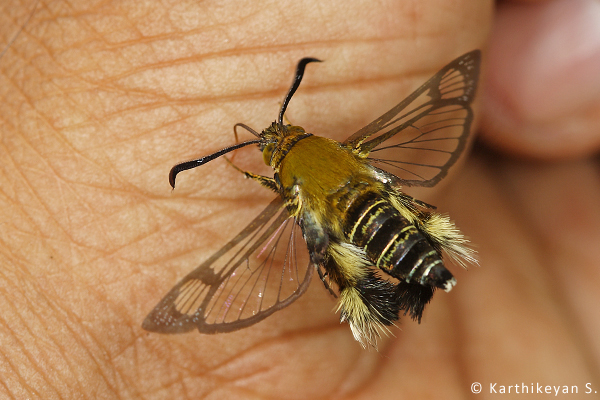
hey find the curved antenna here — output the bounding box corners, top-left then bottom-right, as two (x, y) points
(169, 139), (260, 188)
(234, 123), (260, 141)
(229, 123), (261, 164)
(278, 58), (322, 127)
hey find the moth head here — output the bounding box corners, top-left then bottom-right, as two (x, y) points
(260, 123), (307, 168)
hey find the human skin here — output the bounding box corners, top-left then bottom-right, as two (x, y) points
(1, 0), (599, 398)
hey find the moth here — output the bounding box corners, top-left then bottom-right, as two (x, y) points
(143, 50), (480, 347)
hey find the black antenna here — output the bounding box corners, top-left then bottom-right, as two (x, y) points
(169, 139), (260, 188)
(278, 58), (322, 126)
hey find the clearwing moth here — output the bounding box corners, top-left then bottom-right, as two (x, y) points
(143, 51), (480, 348)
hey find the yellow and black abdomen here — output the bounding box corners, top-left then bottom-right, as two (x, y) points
(343, 191), (455, 291)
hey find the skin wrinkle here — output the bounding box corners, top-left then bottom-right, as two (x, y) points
(3, 342), (46, 400)
(7, 25), (442, 166)
(4, 137), (155, 272)
(8, 96), (157, 260)
(52, 68), (443, 149)
(94, 36), (436, 95)
(57, 291), (147, 398)
(3, 51), (162, 395)
(74, 46), (456, 146)
(9, 206), (148, 390)
(0, 0), (41, 60)
(0, 371), (17, 400)
(0, 291), (59, 397)
(42, 189), (162, 272)
(58, 26), (444, 96)
(201, 332), (357, 399)
(140, 292), (367, 396)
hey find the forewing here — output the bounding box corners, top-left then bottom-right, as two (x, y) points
(143, 197), (313, 334)
(344, 50), (480, 187)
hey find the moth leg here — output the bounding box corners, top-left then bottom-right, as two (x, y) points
(224, 156), (278, 192)
(317, 263), (337, 297)
(243, 171), (278, 192)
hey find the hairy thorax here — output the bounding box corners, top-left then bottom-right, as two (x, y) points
(277, 135), (376, 234)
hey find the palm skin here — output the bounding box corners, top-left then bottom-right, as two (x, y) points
(0, 0), (598, 398)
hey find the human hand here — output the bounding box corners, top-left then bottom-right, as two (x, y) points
(1, 0), (598, 398)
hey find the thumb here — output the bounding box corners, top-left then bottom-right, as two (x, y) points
(481, 0), (600, 159)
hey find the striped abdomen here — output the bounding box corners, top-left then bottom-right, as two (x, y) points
(343, 192), (454, 289)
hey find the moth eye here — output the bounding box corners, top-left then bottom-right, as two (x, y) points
(263, 143), (275, 166)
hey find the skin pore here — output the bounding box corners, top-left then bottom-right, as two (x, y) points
(1, 0), (599, 398)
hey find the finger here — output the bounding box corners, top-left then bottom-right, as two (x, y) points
(481, 0), (600, 159)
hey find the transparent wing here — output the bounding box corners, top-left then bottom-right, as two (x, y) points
(143, 197), (313, 334)
(344, 50), (480, 187)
